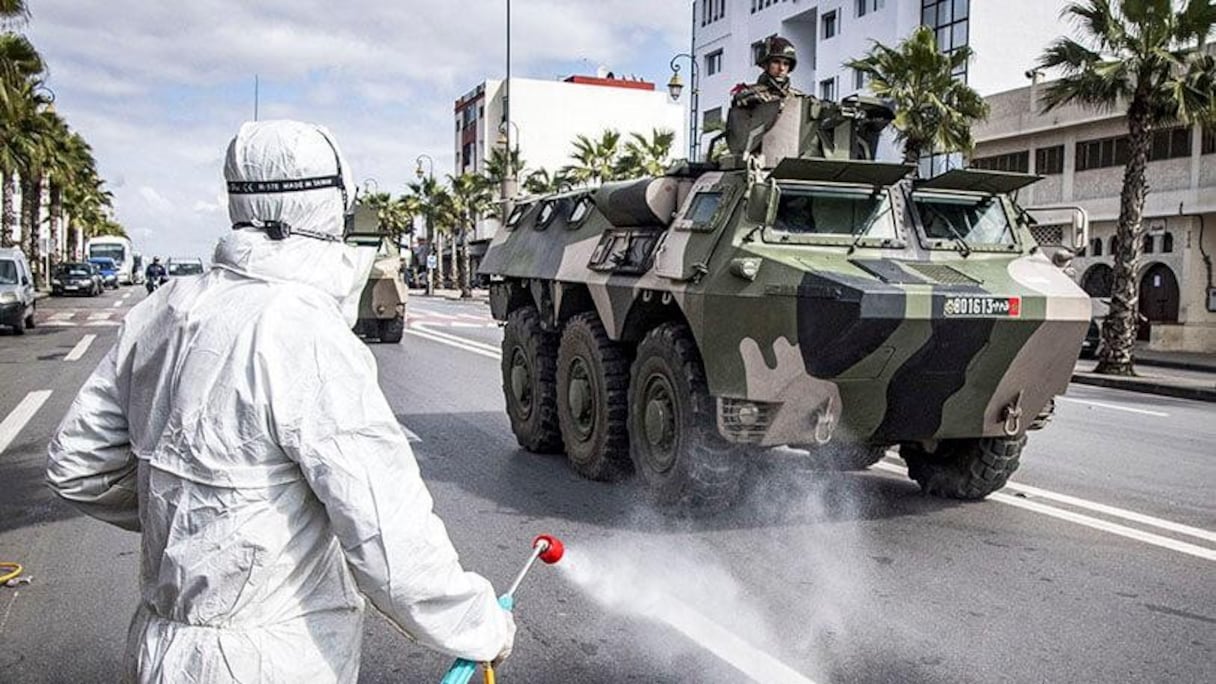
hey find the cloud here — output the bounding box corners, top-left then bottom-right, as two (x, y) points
(25, 0), (689, 259)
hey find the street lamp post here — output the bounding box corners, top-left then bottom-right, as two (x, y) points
(415, 154), (435, 296)
(667, 53), (700, 161)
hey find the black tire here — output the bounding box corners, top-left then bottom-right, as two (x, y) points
(556, 313), (632, 481)
(378, 315), (404, 344)
(11, 307), (26, 335)
(501, 307), (563, 453)
(902, 435), (1025, 500)
(24, 302), (35, 329)
(628, 323), (743, 510)
(796, 443), (886, 471)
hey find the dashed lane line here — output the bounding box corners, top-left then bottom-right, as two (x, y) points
(0, 390), (52, 456)
(1056, 396), (1168, 417)
(64, 334), (97, 362)
(110, 299), (123, 308)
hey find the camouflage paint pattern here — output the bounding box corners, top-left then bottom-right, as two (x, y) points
(479, 95), (1089, 448)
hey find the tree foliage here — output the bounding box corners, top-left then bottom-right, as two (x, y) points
(1037, 0), (1216, 376)
(846, 25), (990, 166)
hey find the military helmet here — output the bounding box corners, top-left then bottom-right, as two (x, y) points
(758, 36), (797, 72)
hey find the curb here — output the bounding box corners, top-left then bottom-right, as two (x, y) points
(1133, 357), (1216, 374)
(1070, 373), (1216, 403)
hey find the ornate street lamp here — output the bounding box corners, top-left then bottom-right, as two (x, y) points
(414, 154), (435, 295)
(667, 53), (699, 161)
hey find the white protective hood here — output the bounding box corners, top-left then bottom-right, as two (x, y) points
(214, 120), (375, 325)
(45, 120), (514, 682)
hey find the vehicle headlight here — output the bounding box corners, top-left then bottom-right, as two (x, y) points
(0, 291), (17, 304)
(52, 278), (62, 286)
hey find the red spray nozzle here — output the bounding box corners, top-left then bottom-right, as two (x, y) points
(533, 534), (564, 564)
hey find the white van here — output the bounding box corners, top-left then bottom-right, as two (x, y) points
(0, 247), (37, 335)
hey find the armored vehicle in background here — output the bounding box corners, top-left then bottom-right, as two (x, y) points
(478, 94), (1091, 509)
(353, 235), (408, 344)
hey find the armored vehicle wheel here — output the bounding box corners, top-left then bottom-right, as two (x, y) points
(797, 443), (886, 471)
(628, 323), (743, 509)
(902, 435), (1025, 500)
(556, 313), (632, 481)
(502, 307), (563, 454)
(378, 314), (404, 344)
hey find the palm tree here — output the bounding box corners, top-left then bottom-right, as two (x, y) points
(0, 34), (44, 248)
(616, 128), (676, 178)
(1038, 0), (1216, 376)
(566, 129), (623, 185)
(845, 25), (990, 167)
(522, 167), (573, 195)
(484, 145), (525, 187)
(407, 175), (454, 290)
(445, 172), (493, 297)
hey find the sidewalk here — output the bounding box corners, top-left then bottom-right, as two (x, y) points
(409, 287), (490, 302)
(1072, 357), (1216, 402)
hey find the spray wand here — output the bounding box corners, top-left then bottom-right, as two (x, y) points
(439, 534), (565, 684)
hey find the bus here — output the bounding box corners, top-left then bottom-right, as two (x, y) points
(85, 236), (136, 285)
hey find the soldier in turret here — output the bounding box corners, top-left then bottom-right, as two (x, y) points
(731, 36), (803, 109)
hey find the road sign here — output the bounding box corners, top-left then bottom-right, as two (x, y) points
(426, 254), (437, 270)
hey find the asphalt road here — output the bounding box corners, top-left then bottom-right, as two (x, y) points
(1, 291), (1213, 683)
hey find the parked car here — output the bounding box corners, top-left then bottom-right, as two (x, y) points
(88, 257), (120, 288)
(0, 247), (37, 335)
(52, 262), (105, 297)
(166, 257), (205, 277)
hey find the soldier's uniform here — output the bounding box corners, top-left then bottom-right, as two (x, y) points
(730, 36), (804, 110)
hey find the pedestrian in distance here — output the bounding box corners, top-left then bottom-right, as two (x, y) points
(46, 120), (514, 683)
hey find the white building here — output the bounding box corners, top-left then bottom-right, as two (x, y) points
(973, 84), (1216, 354)
(453, 74), (686, 242)
(691, 0), (1073, 159)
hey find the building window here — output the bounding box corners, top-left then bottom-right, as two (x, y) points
(1149, 126), (1192, 161)
(922, 0), (970, 77)
(970, 151), (1029, 173)
(1109, 235), (1119, 255)
(752, 0), (784, 13)
(1143, 234), (1155, 254)
(853, 68), (866, 91)
(819, 77), (837, 101)
(705, 49), (723, 76)
(703, 107), (723, 132)
(857, 0), (885, 16)
(1076, 135), (1130, 171)
(1089, 237), (1103, 257)
(1035, 145), (1064, 175)
(1162, 231), (1174, 253)
(822, 10), (838, 39)
(701, 0), (726, 25)
(1203, 127), (1216, 154)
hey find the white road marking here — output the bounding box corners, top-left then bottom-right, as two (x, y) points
(121, 291), (132, 300)
(1056, 396), (1169, 417)
(110, 299), (123, 308)
(84, 321), (121, 327)
(872, 461), (1215, 562)
(404, 327), (501, 360)
(418, 326), (1215, 562)
(1001, 480), (1216, 544)
(64, 334), (97, 362)
(87, 312), (110, 321)
(411, 323), (502, 354)
(448, 321), (491, 328)
(0, 390), (52, 455)
(49, 312), (73, 321)
(43, 321), (79, 328)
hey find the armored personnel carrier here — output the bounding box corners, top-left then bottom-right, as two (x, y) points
(478, 94), (1091, 508)
(353, 228), (408, 344)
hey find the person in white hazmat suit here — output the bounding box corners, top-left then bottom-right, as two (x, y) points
(46, 120), (514, 682)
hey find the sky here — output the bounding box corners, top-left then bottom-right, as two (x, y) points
(24, 0), (692, 261)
